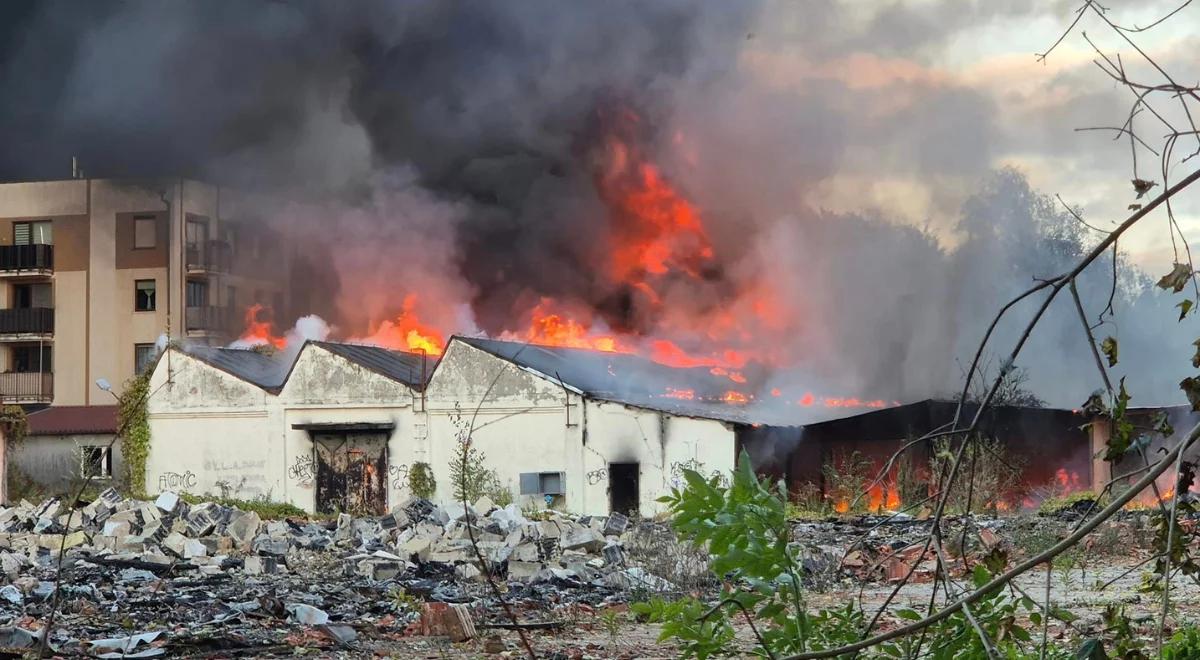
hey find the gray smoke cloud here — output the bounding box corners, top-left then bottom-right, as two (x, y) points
(0, 0), (1194, 414)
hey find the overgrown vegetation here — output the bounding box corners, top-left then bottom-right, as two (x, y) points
(178, 492), (307, 519)
(637, 453), (1082, 658)
(409, 461), (436, 500)
(822, 450), (873, 514)
(929, 435), (1025, 515)
(117, 373), (151, 496)
(0, 405), (28, 447)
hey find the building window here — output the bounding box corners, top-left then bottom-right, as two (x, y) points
(14, 221), (51, 246)
(12, 282), (52, 309)
(11, 345), (51, 373)
(185, 217), (208, 248)
(135, 343), (157, 374)
(226, 285), (237, 310)
(80, 446), (112, 479)
(519, 472), (565, 495)
(133, 215), (156, 249)
(186, 280), (208, 307)
(135, 280), (156, 311)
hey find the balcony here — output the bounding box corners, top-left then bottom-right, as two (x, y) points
(186, 240), (231, 274)
(0, 308), (53, 340)
(0, 245), (53, 276)
(186, 306), (233, 335)
(0, 372), (52, 404)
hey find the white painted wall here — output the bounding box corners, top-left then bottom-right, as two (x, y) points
(146, 349), (277, 499)
(277, 344), (423, 511)
(424, 339), (737, 515)
(146, 343), (424, 512)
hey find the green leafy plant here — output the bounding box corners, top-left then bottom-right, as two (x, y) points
(1164, 625), (1200, 659)
(0, 405), (28, 447)
(644, 451), (1071, 659)
(118, 373), (151, 496)
(178, 492), (307, 519)
(409, 461), (436, 500)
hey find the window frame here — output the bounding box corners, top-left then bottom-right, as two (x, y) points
(80, 446), (112, 479)
(134, 279), (156, 312)
(133, 215), (157, 250)
(134, 343), (157, 374)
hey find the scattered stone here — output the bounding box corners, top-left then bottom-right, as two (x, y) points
(286, 603), (330, 626)
(154, 491), (180, 513)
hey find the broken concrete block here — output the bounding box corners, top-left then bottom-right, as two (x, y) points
(253, 536), (289, 557)
(602, 541), (625, 566)
(358, 559), (402, 581)
(538, 520), (562, 538)
(472, 496), (496, 516)
(185, 509), (216, 537)
(102, 521), (131, 538)
(379, 509), (410, 531)
(199, 536), (233, 555)
(162, 532), (188, 557)
(506, 560), (542, 581)
(182, 539), (207, 559)
(243, 555), (279, 575)
(155, 491), (180, 513)
(427, 546), (470, 564)
(510, 542), (540, 563)
(603, 512), (630, 536)
(455, 562), (482, 581)
(560, 527), (604, 553)
(397, 536), (432, 561)
(226, 511), (261, 547)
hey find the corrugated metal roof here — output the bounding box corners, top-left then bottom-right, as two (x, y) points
(456, 336), (802, 426)
(311, 341), (433, 388)
(182, 345), (291, 391)
(27, 405), (119, 436)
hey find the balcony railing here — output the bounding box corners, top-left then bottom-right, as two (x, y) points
(0, 244), (53, 274)
(0, 308), (53, 335)
(185, 240), (231, 273)
(186, 306), (233, 333)
(0, 372), (52, 403)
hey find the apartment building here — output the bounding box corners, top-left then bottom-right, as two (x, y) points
(0, 178), (287, 406)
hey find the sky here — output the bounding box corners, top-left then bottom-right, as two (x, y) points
(737, 0), (1199, 270)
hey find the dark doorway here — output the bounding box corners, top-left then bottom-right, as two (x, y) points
(313, 433), (388, 515)
(609, 462), (639, 516)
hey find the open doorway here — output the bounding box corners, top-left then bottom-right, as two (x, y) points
(608, 462), (639, 516)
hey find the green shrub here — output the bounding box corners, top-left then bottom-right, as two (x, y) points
(178, 492), (307, 519)
(409, 461), (436, 500)
(1164, 625), (1200, 659)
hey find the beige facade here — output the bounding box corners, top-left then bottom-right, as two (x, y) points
(0, 178), (287, 406)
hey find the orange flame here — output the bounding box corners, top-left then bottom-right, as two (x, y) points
(356, 294), (446, 355)
(237, 304), (286, 349)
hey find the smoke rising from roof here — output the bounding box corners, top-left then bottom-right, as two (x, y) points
(0, 1), (1194, 413)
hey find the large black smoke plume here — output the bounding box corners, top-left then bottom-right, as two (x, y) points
(0, 1), (1194, 413)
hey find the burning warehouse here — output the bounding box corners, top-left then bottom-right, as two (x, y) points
(144, 335), (807, 516)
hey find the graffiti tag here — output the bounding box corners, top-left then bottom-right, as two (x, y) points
(586, 468), (608, 485)
(388, 464), (410, 491)
(158, 471), (197, 491)
(287, 453), (317, 483)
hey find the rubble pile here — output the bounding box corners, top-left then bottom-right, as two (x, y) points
(0, 489), (669, 656)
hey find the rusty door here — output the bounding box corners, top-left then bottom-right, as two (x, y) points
(313, 433), (388, 515)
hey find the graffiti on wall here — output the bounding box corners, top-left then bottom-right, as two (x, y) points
(288, 453), (317, 487)
(669, 459), (729, 489)
(388, 464), (410, 491)
(158, 471), (197, 491)
(586, 467), (608, 485)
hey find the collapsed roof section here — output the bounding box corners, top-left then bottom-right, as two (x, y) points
(452, 336), (801, 426)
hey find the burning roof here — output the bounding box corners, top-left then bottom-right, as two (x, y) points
(453, 336), (803, 426)
(172, 340), (435, 393)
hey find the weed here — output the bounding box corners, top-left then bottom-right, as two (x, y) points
(178, 492), (308, 519)
(822, 450), (873, 514)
